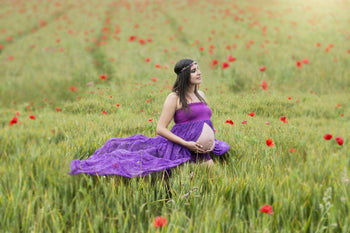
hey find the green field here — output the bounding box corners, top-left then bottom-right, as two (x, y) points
(1, 0), (349, 232)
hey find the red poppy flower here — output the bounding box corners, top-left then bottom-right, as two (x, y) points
(155, 64), (162, 68)
(259, 66), (266, 72)
(289, 148), (296, 153)
(227, 55), (236, 62)
(266, 138), (274, 147)
(280, 116), (288, 123)
(0, 44), (3, 50)
(15, 111), (20, 116)
(99, 74), (107, 80)
(153, 216), (167, 228)
(199, 46), (204, 51)
(248, 112), (255, 117)
(288, 97), (292, 100)
(139, 39), (146, 45)
(70, 86), (77, 91)
(102, 110), (107, 115)
(301, 58), (310, 64)
(222, 62), (229, 69)
(116, 104), (120, 107)
(242, 120), (247, 124)
(148, 118), (153, 122)
(129, 35), (137, 42)
(9, 117), (18, 125)
(323, 134), (333, 140)
(151, 77), (158, 82)
(296, 61), (302, 68)
(260, 205), (273, 214)
(260, 80), (268, 90)
(212, 59), (219, 66)
(335, 136), (344, 145)
(145, 57), (151, 62)
(225, 120), (234, 125)
(56, 108), (61, 111)
(29, 115), (36, 120)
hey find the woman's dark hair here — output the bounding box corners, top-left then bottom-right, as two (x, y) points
(172, 58), (206, 112)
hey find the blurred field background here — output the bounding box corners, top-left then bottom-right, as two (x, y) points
(0, 0), (349, 232)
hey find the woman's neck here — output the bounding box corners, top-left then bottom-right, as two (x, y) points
(186, 85), (196, 94)
(186, 90), (200, 103)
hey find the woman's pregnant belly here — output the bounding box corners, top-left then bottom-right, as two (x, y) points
(196, 123), (215, 152)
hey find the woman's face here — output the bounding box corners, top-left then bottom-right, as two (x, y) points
(189, 62), (202, 85)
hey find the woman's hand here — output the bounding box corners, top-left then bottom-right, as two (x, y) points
(184, 141), (208, 153)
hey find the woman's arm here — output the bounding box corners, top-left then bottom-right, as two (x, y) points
(156, 93), (206, 152)
(156, 93), (186, 145)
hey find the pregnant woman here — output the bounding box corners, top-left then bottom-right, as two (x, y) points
(69, 59), (230, 178)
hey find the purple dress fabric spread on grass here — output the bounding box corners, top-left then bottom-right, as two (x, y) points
(69, 102), (230, 178)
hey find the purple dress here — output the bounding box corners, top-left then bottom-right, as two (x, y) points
(69, 102), (230, 178)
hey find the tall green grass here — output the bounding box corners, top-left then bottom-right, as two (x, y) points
(0, 0), (349, 232)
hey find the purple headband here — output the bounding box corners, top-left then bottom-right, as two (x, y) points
(181, 62), (197, 72)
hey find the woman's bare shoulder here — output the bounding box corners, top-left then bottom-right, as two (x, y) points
(166, 92), (180, 109)
(167, 92), (178, 98)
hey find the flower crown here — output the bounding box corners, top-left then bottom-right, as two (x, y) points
(181, 62), (197, 72)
